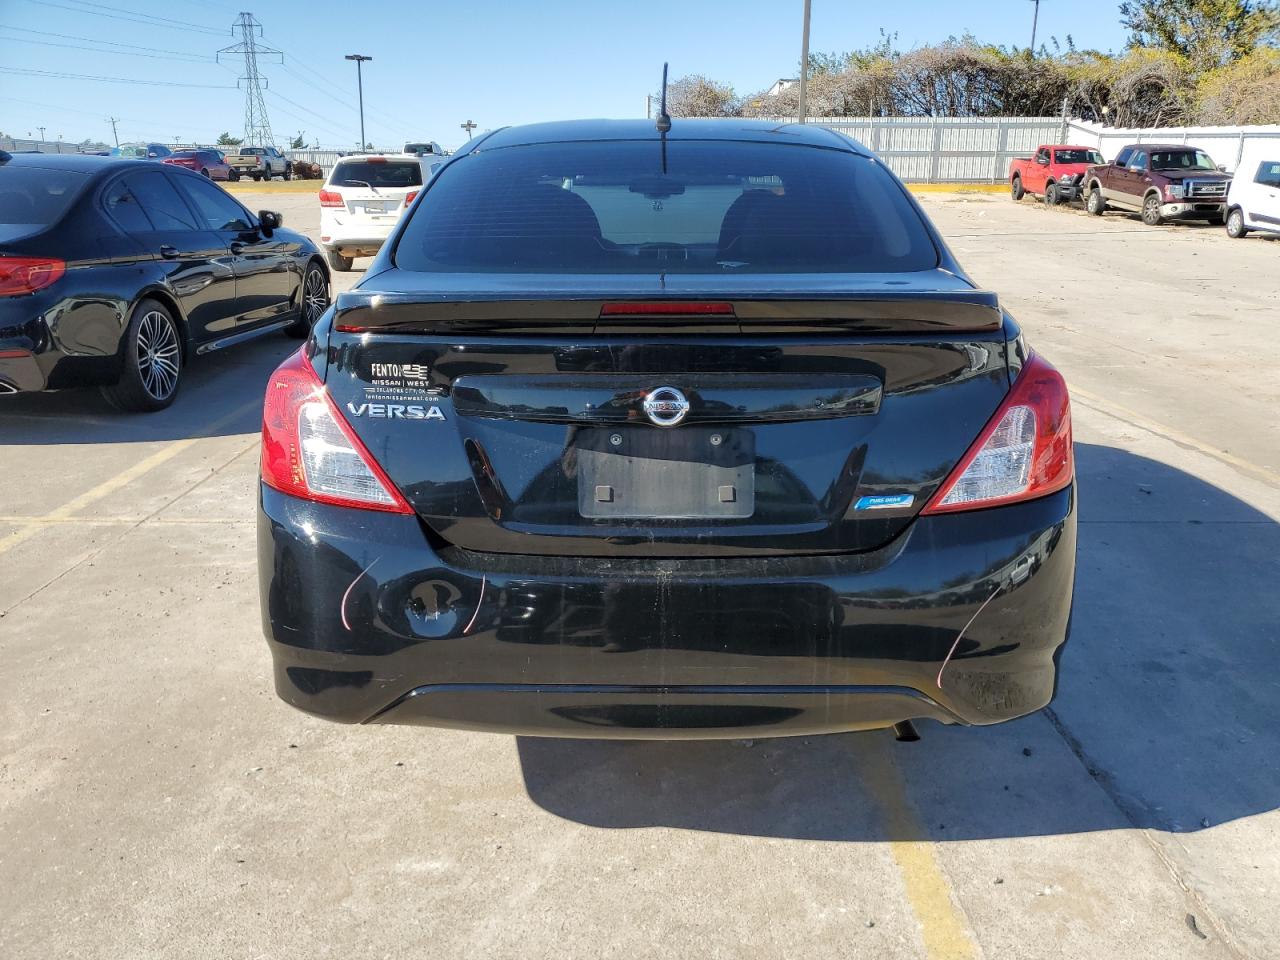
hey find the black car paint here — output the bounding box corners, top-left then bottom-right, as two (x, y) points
(0, 154), (326, 393)
(259, 120), (1075, 737)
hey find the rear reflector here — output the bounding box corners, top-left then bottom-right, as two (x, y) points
(0, 257), (66, 297)
(261, 350), (413, 513)
(921, 352), (1072, 514)
(318, 189), (345, 208)
(600, 302), (734, 316)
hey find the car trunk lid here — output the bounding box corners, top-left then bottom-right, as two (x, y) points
(320, 269), (1012, 558)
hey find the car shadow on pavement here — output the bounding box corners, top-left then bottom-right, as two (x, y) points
(0, 334), (298, 445)
(518, 442), (1280, 841)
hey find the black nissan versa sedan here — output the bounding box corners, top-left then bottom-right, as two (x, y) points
(0, 150), (329, 411)
(257, 119), (1076, 740)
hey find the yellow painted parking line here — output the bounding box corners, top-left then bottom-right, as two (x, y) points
(0, 398), (261, 556)
(1071, 386), (1280, 489)
(908, 183), (1006, 194)
(860, 741), (979, 960)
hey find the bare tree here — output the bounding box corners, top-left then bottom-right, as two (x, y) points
(663, 75), (740, 117)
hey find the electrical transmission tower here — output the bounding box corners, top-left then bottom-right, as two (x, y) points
(217, 13), (282, 146)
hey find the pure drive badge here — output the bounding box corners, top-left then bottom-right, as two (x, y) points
(347, 401), (446, 421)
(854, 494), (914, 510)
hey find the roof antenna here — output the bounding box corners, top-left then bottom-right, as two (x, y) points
(655, 62), (672, 134)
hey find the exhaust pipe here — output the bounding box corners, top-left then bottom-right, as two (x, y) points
(892, 720), (920, 743)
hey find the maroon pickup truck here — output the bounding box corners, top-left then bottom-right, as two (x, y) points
(1009, 145), (1104, 205)
(1083, 143), (1232, 226)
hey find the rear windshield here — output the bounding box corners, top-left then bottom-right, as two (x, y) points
(0, 166), (89, 228)
(1054, 149), (1103, 164)
(394, 141), (939, 274)
(240, 148), (266, 156)
(1151, 150), (1217, 171)
(330, 160), (423, 188)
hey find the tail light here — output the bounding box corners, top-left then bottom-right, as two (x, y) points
(0, 257), (66, 297)
(260, 350), (413, 514)
(922, 352), (1072, 514)
(405, 190), (418, 205)
(318, 189), (345, 208)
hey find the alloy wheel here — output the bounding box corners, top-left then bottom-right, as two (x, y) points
(136, 310), (180, 400)
(303, 268), (329, 325)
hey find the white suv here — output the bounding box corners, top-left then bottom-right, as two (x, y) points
(1225, 154), (1280, 239)
(318, 154), (434, 271)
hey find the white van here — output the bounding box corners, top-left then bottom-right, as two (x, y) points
(1225, 154), (1280, 238)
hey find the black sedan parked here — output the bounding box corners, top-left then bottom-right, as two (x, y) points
(258, 119), (1075, 740)
(0, 150), (329, 411)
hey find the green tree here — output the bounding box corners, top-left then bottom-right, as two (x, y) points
(1120, 0), (1280, 70)
(216, 131), (243, 146)
(290, 131), (306, 149)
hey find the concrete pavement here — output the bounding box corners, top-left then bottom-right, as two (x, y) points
(1, 190), (1276, 960)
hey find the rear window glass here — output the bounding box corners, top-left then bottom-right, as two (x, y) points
(1054, 149), (1103, 164)
(0, 167), (89, 227)
(330, 160), (423, 188)
(394, 141), (938, 274)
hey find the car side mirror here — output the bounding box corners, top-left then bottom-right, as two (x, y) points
(1128, 165), (1143, 173)
(258, 210), (283, 234)
(1218, 165), (1227, 172)
(147, 152), (158, 158)
(1037, 157), (1049, 165)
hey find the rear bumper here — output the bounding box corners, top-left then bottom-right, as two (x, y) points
(1160, 200), (1226, 219)
(259, 484), (1076, 738)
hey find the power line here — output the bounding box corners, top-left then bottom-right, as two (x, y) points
(18, 0), (226, 35)
(0, 24), (214, 59)
(270, 44), (404, 131)
(0, 66), (236, 88)
(51, 0), (226, 33)
(0, 33), (215, 62)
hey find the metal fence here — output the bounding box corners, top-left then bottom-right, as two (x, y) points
(804, 116), (1068, 182)
(1063, 119), (1280, 173)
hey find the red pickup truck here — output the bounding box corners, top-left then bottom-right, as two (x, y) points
(1009, 144), (1105, 205)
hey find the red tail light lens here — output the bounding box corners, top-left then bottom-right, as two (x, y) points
(261, 350), (413, 514)
(0, 257), (66, 297)
(922, 352), (1073, 514)
(405, 190), (418, 205)
(318, 189), (345, 208)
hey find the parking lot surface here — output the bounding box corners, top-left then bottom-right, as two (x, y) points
(2, 191), (1277, 960)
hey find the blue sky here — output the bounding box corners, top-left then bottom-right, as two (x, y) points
(0, 0), (1130, 150)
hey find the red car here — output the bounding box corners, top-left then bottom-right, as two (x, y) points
(162, 149), (238, 182)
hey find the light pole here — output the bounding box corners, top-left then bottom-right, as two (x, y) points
(107, 117), (120, 147)
(460, 120), (477, 140)
(38, 126), (46, 141)
(344, 54), (372, 149)
(796, 0), (811, 123)
(1029, 0), (1041, 53)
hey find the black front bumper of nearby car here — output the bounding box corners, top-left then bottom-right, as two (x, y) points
(258, 485), (1076, 739)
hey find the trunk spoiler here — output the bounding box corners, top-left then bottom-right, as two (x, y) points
(332, 289), (1004, 335)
